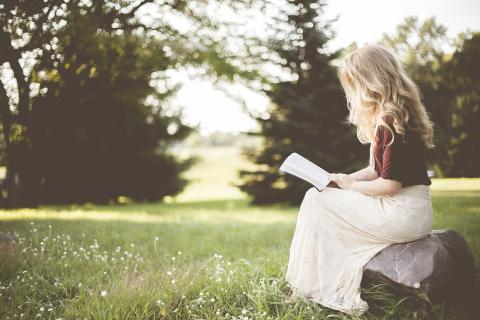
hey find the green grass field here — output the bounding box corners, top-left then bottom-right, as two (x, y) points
(0, 147), (479, 319)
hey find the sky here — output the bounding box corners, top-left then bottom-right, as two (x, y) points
(171, 0), (480, 136)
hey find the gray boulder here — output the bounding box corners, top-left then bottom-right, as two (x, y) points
(362, 229), (480, 312)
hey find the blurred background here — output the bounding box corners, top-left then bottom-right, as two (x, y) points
(0, 0), (478, 207)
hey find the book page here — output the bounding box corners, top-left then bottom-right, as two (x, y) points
(279, 153), (330, 191)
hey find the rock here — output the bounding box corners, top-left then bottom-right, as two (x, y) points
(362, 229), (480, 312)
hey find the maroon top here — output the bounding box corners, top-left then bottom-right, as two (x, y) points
(372, 117), (431, 187)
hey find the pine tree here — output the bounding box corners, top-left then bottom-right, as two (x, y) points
(237, 0), (367, 205)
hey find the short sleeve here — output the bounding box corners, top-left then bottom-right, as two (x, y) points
(379, 126), (404, 183)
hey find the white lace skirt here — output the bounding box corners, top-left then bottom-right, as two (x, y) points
(285, 184), (433, 316)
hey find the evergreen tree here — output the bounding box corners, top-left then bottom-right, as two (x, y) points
(237, 0), (366, 205)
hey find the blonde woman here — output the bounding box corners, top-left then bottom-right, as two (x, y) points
(285, 44), (435, 316)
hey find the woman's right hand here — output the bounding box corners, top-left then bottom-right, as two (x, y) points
(330, 173), (356, 190)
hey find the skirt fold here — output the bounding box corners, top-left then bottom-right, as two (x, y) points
(285, 185), (432, 316)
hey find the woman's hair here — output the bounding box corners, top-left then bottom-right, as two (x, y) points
(337, 44), (435, 148)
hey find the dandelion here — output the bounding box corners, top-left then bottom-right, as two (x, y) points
(100, 290), (107, 297)
(177, 251), (182, 255)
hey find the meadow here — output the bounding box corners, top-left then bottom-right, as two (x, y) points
(0, 146), (479, 320)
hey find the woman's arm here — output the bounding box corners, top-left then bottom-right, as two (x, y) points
(330, 173), (402, 197)
(350, 177), (402, 196)
(348, 166), (378, 181)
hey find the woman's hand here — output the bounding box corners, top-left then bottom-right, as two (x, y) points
(329, 173), (355, 190)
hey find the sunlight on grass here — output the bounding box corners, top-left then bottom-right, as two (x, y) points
(431, 177), (480, 197)
(0, 206), (295, 224)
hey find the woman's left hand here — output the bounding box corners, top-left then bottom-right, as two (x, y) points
(329, 173), (355, 190)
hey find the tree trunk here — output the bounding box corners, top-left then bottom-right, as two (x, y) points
(0, 31), (39, 208)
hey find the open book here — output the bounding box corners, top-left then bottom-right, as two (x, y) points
(279, 153), (332, 191)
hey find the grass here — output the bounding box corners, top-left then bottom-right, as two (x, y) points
(0, 146), (479, 319)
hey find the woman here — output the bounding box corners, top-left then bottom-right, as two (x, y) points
(284, 44), (435, 316)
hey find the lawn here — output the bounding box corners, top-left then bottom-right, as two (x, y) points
(0, 147), (479, 319)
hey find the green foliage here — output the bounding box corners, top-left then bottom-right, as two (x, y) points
(1, 0), (262, 206)
(29, 18), (195, 204)
(237, 0), (366, 205)
(438, 33), (480, 177)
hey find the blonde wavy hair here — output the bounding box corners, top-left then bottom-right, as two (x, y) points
(337, 44), (435, 148)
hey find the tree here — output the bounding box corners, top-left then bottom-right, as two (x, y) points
(237, 0), (365, 205)
(0, 0), (261, 207)
(439, 32), (480, 177)
(29, 25), (196, 204)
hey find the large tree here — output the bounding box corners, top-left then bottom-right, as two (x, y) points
(237, 0), (365, 205)
(29, 24), (197, 204)
(0, 0), (261, 207)
(438, 32), (480, 177)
